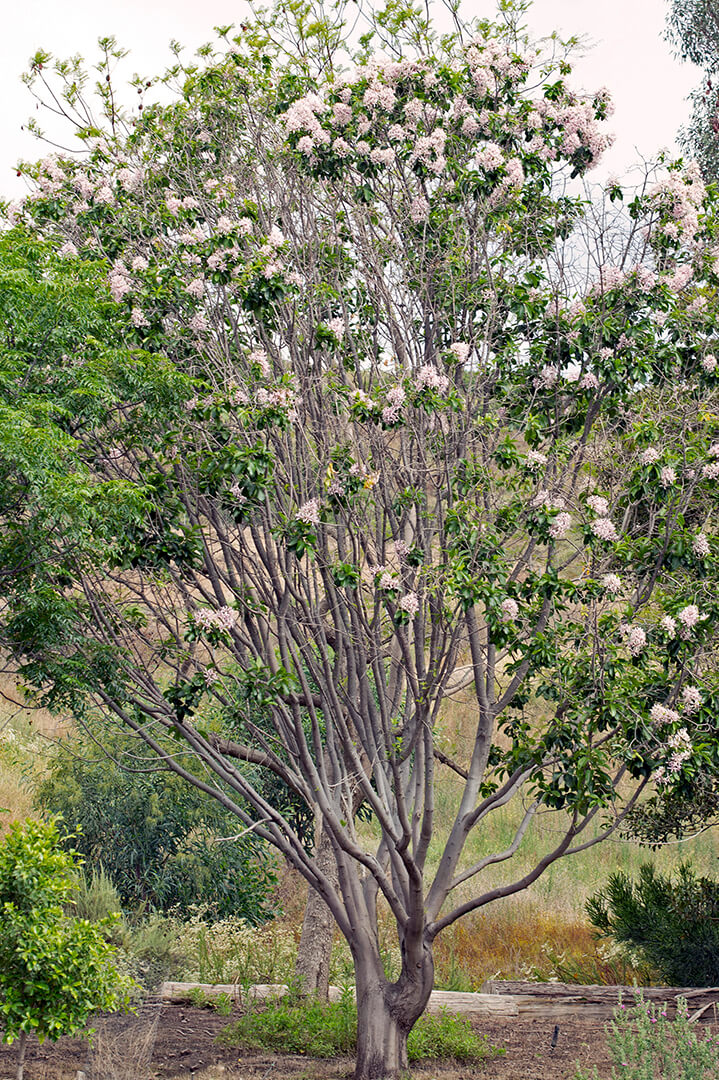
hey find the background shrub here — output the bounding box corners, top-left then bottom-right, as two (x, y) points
(587, 862), (719, 986)
(37, 729), (277, 920)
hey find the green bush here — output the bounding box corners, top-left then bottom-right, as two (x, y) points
(37, 729), (277, 920)
(587, 862), (719, 986)
(0, 818), (133, 1078)
(219, 989), (499, 1064)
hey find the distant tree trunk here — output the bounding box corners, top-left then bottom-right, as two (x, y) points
(294, 822), (337, 1000)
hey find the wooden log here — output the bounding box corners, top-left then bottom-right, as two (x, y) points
(157, 981), (719, 1023)
(157, 982), (519, 1016)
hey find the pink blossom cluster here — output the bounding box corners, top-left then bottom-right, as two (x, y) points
(449, 342), (470, 364)
(678, 604), (703, 630)
(409, 196), (430, 223)
(650, 703), (680, 726)
(535, 364), (559, 389)
(602, 573), (622, 594)
(649, 162), (706, 248)
(681, 685), (703, 713)
(296, 499), (321, 525)
(586, 495), (610, 516)
(382, 384), (406, 424)
(548, 511), (571, 539)
(194, 606), (237, 632)
(398, 591), (419, 617)
(254, 384), (300, 420)
(108, 262), (132, 302)
(590, 518), (618, 542)
(249, 348), (271, 378)
(415, 365), (450, 394)
(619, 623), (647, 656)
(526, 450), (547, 470)
(702, 353), (717, 373)
(500, 597), (519, 621)
(693, 533), (710, 558)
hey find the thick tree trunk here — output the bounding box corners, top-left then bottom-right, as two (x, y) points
(353, 944), (434, 1080)
(294, 824), (337, 1000)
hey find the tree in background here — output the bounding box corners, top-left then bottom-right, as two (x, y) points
(666, 0), (719, 179)
(4, 2), (719, 1076)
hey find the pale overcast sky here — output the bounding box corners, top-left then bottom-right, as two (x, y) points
(0, 0), (701, 196)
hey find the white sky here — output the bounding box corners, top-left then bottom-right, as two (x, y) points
(0, 0), (702, 197)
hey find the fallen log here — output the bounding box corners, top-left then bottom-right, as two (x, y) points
(158, 982), (519, 1017)
(157, 980), (719, 1023)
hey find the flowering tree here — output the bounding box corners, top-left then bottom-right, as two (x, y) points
(4, 2), (719, 1076)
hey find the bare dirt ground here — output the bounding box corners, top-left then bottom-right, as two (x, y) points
(0, 1002), (617, 1080)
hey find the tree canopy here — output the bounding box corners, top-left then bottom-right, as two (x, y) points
(3, 2), (719, 1076)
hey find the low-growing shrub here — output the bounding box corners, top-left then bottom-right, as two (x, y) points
(587, 862), (719, 986)
(219, 989), (500, 1064)
(574, 993), (719, 1080)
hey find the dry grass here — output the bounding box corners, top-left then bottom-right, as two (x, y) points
(85, 1006), (162, 1080)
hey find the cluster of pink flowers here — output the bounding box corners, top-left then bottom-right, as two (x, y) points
(108, 262), (132, 302)
(535, 364), (559, 389)
(415, 365), (450, 394)
(659, 466), (677, 488)
(409, 196), (430, 223)
(650, 703), (680, 726)
(681, 685), (703, 713)
(296, 499), (321, 526)
(186, 277), (205, 299)
(526, 449), (547, 470)
(702, 353), (717, 373)
(619, 623), (647, 656)
(475, 142), (504, 171)
(660, 615), (677, 638)
(398, 591), (419, 617)
(382, 384), (406, 424)
(548, 511), (572, 539)
(693, 533), (710, 557)
(254, 383), (300, 420)
(194, 606), (237, 632)
(500, 597), (519, 621)
(641, 447), (660, 466)
(590, 518), (618, 542)
(649, 162), (706, 248)
(249, 348), (272, 378)
(678, 604), (703, 630)
(602, 573), (622, 594)
(586, 495), (610, 516)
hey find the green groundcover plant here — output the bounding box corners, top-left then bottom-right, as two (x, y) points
(219, 985), (502, 1064)
(0, 818), (133, 1080)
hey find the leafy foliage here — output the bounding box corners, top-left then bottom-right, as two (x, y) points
(0, 817), (132, 1047)
(587, 862), (719, 986)
(37, 730), (277, 920)
(219, 987), (499, 1063)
